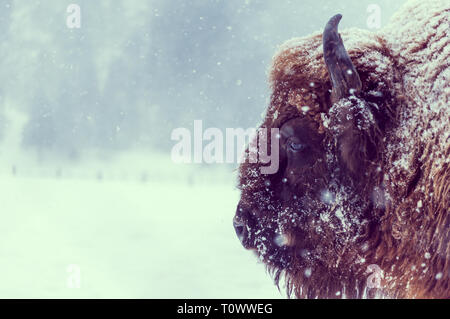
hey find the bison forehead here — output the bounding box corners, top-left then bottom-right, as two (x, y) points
(269, 29), (383, 88)
(263, 29), (390, 135)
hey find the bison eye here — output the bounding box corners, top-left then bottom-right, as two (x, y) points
(289, 140), (306, 152)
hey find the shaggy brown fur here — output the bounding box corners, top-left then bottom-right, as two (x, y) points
(234, 0), (449, 298)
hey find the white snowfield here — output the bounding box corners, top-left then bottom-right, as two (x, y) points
(0, 154), (282, 299)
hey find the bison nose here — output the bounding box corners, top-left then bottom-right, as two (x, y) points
(234, 204), (256, 249)
(233, 216), (245, 240)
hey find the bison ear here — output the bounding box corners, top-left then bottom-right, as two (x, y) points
(329, 97), (380, 177)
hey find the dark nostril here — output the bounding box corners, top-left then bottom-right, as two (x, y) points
(233, 217), (245, 239)
(234, 203), (258, 249)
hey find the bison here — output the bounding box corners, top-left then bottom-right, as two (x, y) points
(233, 0), (449, 299)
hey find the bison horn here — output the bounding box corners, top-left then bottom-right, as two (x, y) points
(323, 14), (362, 103)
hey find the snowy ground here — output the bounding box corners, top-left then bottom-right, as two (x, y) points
(0, 154), (283, 299)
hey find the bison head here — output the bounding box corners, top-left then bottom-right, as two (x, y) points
(234, 15), (398, 298)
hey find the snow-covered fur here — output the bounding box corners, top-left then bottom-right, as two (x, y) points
(235, 0), (449, 298)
